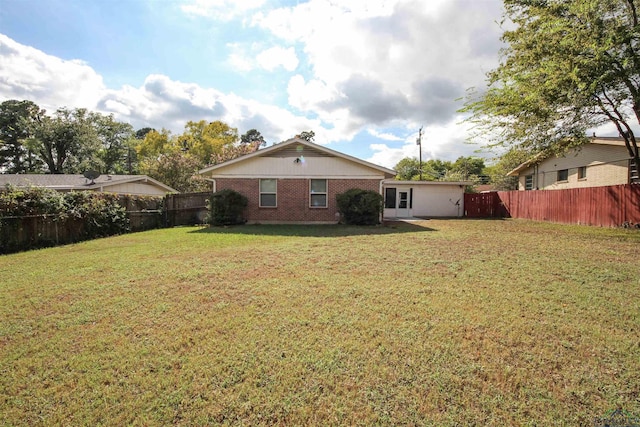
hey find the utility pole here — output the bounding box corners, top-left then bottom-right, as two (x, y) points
(416, 126), (423, 180)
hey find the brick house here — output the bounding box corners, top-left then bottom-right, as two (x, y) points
(198, 137), (469, 223)
(507, 137), (639, 190)
(198, 137), (395, 224)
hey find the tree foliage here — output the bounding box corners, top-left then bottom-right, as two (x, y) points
(298, 130), (315, 142)
(394, 158), (423, 180)
(136, 122), (263, 192)
(483, 148), (531, 191)
(26, 107), (105, 174)
(0, 100), (44, 173)
(181, 120), (238, 166)
(1, 98), (266, 191)
(140, 151), (209, 193)
(393, 157), (485, 181)
(137, 129), (177, 160)
(463, 0), (640, 170)
(1, 101), (137, 174)
(241, 128), (266, 146)
(94, 115), (135, 174)
(451, 157), (485, 179)
(135, 127), (155, 140)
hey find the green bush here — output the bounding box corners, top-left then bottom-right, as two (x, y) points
(336, 188), (383, 225)
(64, 191), (130, 238)
(0, 185), (66, 218)
(206, 189), (248, 226)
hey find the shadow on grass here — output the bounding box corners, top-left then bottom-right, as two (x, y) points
(189, 221), (436, 237)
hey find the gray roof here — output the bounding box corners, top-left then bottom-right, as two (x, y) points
(0, 174), (178, 193)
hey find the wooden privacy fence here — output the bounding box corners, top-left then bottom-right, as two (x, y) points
(118, 195), (164, 232)
(463, 192), (506, 218)
(164, 192), (209, 226)
(0, 195), (166, 254)
(0, 191), (214, 253)
(465, 184), (640, 227)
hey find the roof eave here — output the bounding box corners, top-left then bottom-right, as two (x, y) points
(198, 137), (397, 177)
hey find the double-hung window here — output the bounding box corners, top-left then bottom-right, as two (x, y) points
(310, 179), (327, 208)
(524, 175), (534, 190)
(577, 166), (587, 180)
(260, 179), (277, 207)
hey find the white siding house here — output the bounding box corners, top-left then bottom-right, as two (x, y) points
(382, 181), (467, 218)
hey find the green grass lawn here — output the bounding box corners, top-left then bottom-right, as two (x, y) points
(1, 219), (639, 426)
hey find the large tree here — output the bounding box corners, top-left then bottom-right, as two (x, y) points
(141, 151), (209, 193)
(298, 130), (315, 142)
(95, 114), (135, 174)
(463, 0), (640, 176)
(26, 108), (103, 174)
(483, 148), (531, 190)
(393, 158), (456, 181)
(136, 121), (263, 192)
(450, 157), (485, 180)
(240, 128), (266, 146)
(181, 120), (238, 166)
(0, 100), (44, 173)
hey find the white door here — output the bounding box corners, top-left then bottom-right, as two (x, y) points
(396, 191), (410, 217)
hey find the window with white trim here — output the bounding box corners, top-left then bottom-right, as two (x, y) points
(524, 175), (534, 190)
(259, 179), (277, 207)
(384, 188), (396, 208)
(310, 179), (327, 208)
(557, 169), (569, 182)
(577, 166), (587, 180)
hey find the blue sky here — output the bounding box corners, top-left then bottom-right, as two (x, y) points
(0, 0), (506, 168)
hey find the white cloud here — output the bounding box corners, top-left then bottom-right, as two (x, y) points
(256, 46), (298, 72)
(287, 74), (337, 112)
(0, 33), (105, 112)
(226, 43), (254, 72)
(366, 117), (488, 169)
(0, 0), (507, 164)
(367, 129), (404, 141)
(227, 43), (298, 73)
(181, 0), (267, 20)
(0, 33), (318, 144)
(97, 74), (321, 142)
(253, 0), (504, 131)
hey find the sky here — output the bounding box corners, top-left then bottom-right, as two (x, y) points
(0, 0), (507, 169)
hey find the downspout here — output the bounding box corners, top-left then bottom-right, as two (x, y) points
(203, 178), (216, 193)
(379, 179), (385, 223)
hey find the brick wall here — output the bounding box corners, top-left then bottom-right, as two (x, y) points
(215, 178), (381, 223)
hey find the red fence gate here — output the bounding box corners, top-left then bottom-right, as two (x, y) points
(464, 192), (503, 218)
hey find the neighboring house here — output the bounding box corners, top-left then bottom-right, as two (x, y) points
(198, 137), (468, 223)
(507, 137), (639, 190)
(0, 174), (178, 196)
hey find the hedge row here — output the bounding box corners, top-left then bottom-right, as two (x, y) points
(0, 187), (135, 254)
